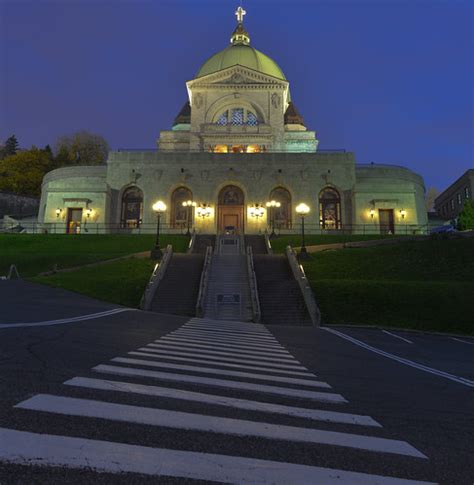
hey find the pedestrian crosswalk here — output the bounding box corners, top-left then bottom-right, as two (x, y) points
(0, 317), (435, 484)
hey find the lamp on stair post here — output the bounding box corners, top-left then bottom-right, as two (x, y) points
(182, 200), (197, 237)
(151, 200), (167, 259)
(296, 203), (311, 261)
(266, 200), (281, 239)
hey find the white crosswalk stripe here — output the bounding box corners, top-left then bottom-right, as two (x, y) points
(0, 428), (434, 485)
(1, 317), (433, 483)
(64, 377), (380, 426)
(146, 342), (299, 362)
(16, 394), (425, 457)
(127, 350), (316, 376)
(132, 347), (311, 370)
(156, 337), (292, 356)
(93, 364), (346, 402)
(110, 357), (330, 388)
(163, 333), (287, 350)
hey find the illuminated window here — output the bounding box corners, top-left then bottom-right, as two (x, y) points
(215, 108), (259, 126)
(465, 186), (470, 199)
(319, 187), (342, 229)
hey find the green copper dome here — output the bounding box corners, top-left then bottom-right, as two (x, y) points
(196, 44), (286, 80)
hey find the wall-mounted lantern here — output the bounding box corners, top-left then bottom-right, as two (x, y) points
(399, 209), (406, 220)
(55, 208), (63, 218)
(249, 204), (265, 220)
(85, 208), (93, 219)
(196, 204), (212, 219)
(370, 208), (376, 219)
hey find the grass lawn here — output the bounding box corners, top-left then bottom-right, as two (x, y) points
(32, 257), (156, 308)
(270, 234), (392, 253)
(0, 234), (189, 277)
(302, 238), (474, 334)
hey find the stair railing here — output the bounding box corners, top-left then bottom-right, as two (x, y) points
(264, 230), (273, 254)
(187, 229), (196, 254)
(140, 245), (173, 311)
(246, 246), (262, 323)
(195, 245), (213, 318)
(285, 245), (321, 326)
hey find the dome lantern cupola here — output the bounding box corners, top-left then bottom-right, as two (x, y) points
(231, 6), (250, 45)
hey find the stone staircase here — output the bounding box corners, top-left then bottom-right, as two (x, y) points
(244, 235), (268, 255)
(192, 234), (216, 254)
(151, 253), (204, 316)
(202, 236), (253, 322)
(253, 254), (311, 325)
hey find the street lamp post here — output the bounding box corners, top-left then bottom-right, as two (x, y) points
(151, 200), (167, 259)
(296, 203), (311, 260)
(182, 200), (196, 236)
(265, 200), (281, 239)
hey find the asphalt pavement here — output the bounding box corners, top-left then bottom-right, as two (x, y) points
(0, 308), (472, 484)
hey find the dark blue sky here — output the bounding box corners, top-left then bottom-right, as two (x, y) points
(1, 0), (473, 190)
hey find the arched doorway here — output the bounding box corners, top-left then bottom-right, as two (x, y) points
(121, 186), (143, 228)
(171, 187), (193, 229)
(319, 187), (342, 229)
(218, 185), (245, 234)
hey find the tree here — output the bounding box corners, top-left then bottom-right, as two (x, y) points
(55, 130), (109, 166)
(458, 200), (474, 230)
(0, 149), (54, 197)
(425, 186), (440, 212)
(0, 135), (19, 159)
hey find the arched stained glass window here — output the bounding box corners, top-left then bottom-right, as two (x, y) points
(319, 187), (342, 230)
(121, 187), (143, 228)
(215, 108), (259, 126)
(216, 112), (228, 126)
(171, 187), (193, 229)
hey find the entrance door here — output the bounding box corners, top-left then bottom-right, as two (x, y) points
(67, 208), (83, 234)
(379, 209), (395, 234)
(217, 185), (245, 234)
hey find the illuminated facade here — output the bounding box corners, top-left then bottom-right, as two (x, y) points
(39, 7), (428, 235)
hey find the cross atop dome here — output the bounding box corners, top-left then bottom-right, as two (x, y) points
(231, 5), (250, 45)
(235, 6), (246, 24)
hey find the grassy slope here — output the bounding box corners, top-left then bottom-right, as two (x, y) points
(0, 234), (189, 277)
(33, 258), (156, 308)
(270, 234), (391, 253)
(302, 239), (474, 334)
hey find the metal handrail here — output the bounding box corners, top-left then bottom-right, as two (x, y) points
(195, 245), (213, 318)
(285, 245), (321, 326)
(264, 229), (273, 254)
(139, 245), (173, 311)
(187, 229), (196, 253)
(246, 246), (262, 323)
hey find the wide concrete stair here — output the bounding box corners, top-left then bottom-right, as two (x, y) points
(151, 253), (204, 316)
(192, 234), (216, 254)
(244, 235), (268, 255)
(203, 236), (253, 322)
(253, 254), (311, 325)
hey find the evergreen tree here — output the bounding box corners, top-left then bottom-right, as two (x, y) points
(458, 200), (474, 230)
(0, 135), (19, 159)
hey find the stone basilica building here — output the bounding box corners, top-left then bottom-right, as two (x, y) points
(39, 8), (427, 235)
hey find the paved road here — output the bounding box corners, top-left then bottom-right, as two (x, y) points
(1, 312), (473, 483)
(0, 280), (119, 324)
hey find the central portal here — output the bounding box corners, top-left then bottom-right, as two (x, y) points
(218, 185), (244, 234)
